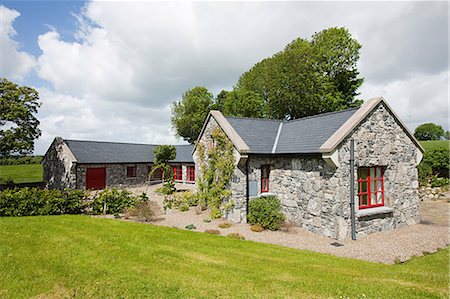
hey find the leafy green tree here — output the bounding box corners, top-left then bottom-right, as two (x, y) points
(311, 27), (364, 110)
(444, 130), (450, 140)
(0, 78), (41, 156)
(222, 89), (265, 118)
(237, 27), (363, 119)
(212, 90), (228, 111)
(171, 87), (214, 143)
(151, 145), (177, 195)
(414, 123), (445, 140)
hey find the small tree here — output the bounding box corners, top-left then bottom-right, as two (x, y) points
(151, 145), (176, 195)
(414, 123), (445, 140)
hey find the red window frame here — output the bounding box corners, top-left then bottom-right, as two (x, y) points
(173, 165), (182, 181)
(187, 166), (195, 182)
(357, 166), (385, 209)
(127, 165), (137, 178)
(261, 165), (270, 193)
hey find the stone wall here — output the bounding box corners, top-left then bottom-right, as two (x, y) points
(76, 163), (151, 189)
(42, 137), (77, 190)
(419, 185), (449, 201)
(76, 162), (195, 189)
(342, 102), (421, 238)
(246, 155), (341, 238)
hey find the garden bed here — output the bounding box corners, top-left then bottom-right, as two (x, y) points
(123, 184), (450, 264)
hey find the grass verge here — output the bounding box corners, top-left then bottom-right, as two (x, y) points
(0, 215), (448, 298)
(0, 163), (43, 183)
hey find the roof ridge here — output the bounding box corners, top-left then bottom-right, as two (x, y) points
(223, 107), (359, 124)
(224, 115), (282, 123)
(283, 107), (360, 124)
(64, 139), (192, 147)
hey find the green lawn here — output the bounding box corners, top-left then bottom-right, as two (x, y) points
(0, 163), (43, 183)
(0, 216), (448, 298)
(420, 140), (449, 152)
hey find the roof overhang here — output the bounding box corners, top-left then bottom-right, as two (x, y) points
(319, 97), (425, 154)
(193, 110), (250, 155)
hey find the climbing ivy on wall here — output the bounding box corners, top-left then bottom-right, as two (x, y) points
(196, 127), (235, 218)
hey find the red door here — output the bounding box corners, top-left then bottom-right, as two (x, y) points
(86, 167), (106, 190)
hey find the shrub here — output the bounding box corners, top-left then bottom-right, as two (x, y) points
(0, 156), (42, 165)
(126, 200), (160, 222)
(185, 224), (196, 230)
(431, 177), (449, 189)
(205, 229), (220, 235)
(0, 188), (87, 216)
(155, 184), (176, 196)
(418, 147), (450, 186)
(248, 196), (286, 230)
(169, 191), (199, 211)
(218, 222), (232, 228)
(279, 221), (296, 233)
(91, 189), (147, 215)
(250, 224), (264, 232)
(227, 233), (245, 240)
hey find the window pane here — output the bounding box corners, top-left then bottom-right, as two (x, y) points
(377, 192), (383, 204)
(358, 168), (368, 179)
(376, 167), (382, 178)
(361, 194), (368, 206)
(371, 193), (376, 206)
(361, 181), (367, 193)
(370, 167), (375, 178)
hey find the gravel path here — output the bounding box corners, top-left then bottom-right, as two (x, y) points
(125, 184), (450, 264)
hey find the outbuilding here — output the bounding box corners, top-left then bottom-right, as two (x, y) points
(43, 138), (195, 190)
(194, 97), (424, 240)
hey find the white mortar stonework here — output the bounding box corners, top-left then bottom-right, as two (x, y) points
(195, 102), (421, 240)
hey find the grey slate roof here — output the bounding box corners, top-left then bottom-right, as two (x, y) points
(225, 118), (281, 154)
(64, 139), (194, 164)
(224, 108), (358, 154)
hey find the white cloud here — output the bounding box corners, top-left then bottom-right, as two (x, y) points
(36, 87), (181, 154)
(3, 1), (444, 154)
(359, 70), (449, 132)
(0, 5), (36, 80)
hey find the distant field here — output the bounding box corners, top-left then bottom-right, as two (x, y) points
(0, 164), (43, 183)
(420, 140), (449, 152)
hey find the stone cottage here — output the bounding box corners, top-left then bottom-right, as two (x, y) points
(193, 97), (424, 240)
(43, 138), (195, 190)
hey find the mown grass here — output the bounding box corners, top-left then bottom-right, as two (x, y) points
(0, 163), (43, 183)
(420, 140), (449, 152)
(0, 215), (448, 298)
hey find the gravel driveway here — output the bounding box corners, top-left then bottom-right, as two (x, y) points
(125, 184), (450, 264)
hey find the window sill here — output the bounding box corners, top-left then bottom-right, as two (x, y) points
(356, 206), (394, 218)
(260, 192), (277, 197)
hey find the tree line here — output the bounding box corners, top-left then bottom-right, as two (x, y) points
(171, 27), (364, 143)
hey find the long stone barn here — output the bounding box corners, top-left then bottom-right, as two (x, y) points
(194, 97), (424, 240)
(43, 138), (195, 190)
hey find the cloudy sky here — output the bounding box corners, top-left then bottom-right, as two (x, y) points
(1, 1), (448, 155)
